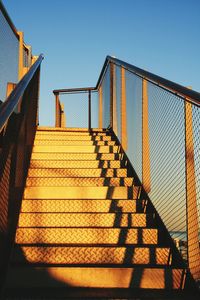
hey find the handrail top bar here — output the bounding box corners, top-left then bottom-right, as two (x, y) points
(0, 54), (44, 132)
(0, 1), (19, 39)
(53, 87), (96, 94)
(106, 56), (200, 106)
(53, 55), (200, 106)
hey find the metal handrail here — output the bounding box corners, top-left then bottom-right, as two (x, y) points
(103, 56), (200, 106)
(54, 55), (200, 107)
(53, 87), (95, 94)
(0, 54), (44, 132)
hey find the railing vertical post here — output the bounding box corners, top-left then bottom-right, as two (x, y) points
(121, 67), (127, 150)
(98, 86), (103, 128)
(113, 64), (118, 135)
(110, 62), (114, 128)
(55, 92), (60, 127)
(185, 100), (200, 281)
(142, 79), (151, 193)
(18, 31), (24, 80)
(88, 90), (91, 130)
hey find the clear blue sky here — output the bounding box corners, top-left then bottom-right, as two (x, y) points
(3, 0), (200, 126)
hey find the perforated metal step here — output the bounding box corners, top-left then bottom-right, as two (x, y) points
(15, 228), (158, 245)
(30, 160), (125, 169)
(34, 140), (117, 146)
(24, 186), (141, 200)
(5, 267), (185, 289)
(26, 177), (135, 187)
(18, 213), (149, 228)
(28, 168), (127, 178)
(32, 145), (121, 153)
(21, 199), (144, 213)
(12, 245), (171, 265)
(31, 152), (123, 160)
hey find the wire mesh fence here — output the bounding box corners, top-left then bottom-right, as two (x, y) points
(111, 62), (200, 282)
(57, 90), (98, 129)
(101, 64), (110, 128)
(0, 8), (19, 102)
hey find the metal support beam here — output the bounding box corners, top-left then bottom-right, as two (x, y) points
(110, 63), (114, 128)
(121, 67), (127, 150)
(113, 64), (118, 135)
(88, 90), (91, 130)
(185, 100), (200, 280)
(18, 31), (24, 80)
(142, 79), (151, 193)
(55, 93), (60, 127)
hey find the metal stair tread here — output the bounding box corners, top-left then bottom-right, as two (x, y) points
(18, 212), (151, 227)
(32, 145), (121, 153)
(31, 153), (124, 160)
(29, 160), (126, 169)
(5, 267), (186, 289)
(28, 168), (128, 178)
(34, 140), (117, 146)
(24, 186), (141, 199)
(15, 228), (158, 245)
(11, 245), (171, 266)
(20, 199), (145, 213)
(25, 177), (135, 187)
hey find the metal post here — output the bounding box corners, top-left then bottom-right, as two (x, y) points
(98, 86), (103, 128)
(18, 31), (24, 80)
(185, 100), (200, 280)
(121, 67), (127, 150)
(110, 63), (114, 128)
(88, 90), (91, 130)
(142, 79), (151, 193)
(113, 63), (118, 135)
(55, 93), (60, 127)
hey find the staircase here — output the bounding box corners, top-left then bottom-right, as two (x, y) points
(4, 127), (186, 298)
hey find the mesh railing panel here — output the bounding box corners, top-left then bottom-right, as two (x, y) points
(193, 105), (200, 228)
(148, 83), (186, 244)
(115, 65), (121, 138)
(111, 62), (200, 281)
(59, 92), (89, 128)
(191, 104), (200, 279)
(0, 10), (19, 102)
(91, 90), (98, 128)
(101, 64), (110, 128)
(126, 70), (143, 180)
(58, 91), (98, 129)
(23, 47), (29, 68)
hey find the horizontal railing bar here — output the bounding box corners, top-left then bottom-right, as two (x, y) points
(106, 56), (200, 106)
(0, 54), (44, 132)
(53, 87), (96, 94)
(0, 1), (19, 39)
(53, 55), (200, 106)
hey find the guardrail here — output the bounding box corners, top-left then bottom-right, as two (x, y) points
(53, 56), (200, 284)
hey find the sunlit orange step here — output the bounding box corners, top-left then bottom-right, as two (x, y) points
(21, 199), (143, 213)
(18, 213), (149, 228)
(15, 228), (158, 245)
(26, 177), (135, 187)
(6, 267), (185, 289)
(13, 245), (170, 265)
(34, 140), (117, 146)
(24, 186), (141, 200)
(30, 160), (125, 169)
(32, 145), (120, 153)
(28, 168), (127, 178)
(36, 127), (108, 135)
(31, 153), (124, 160)
(35, 134), (113, 141)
